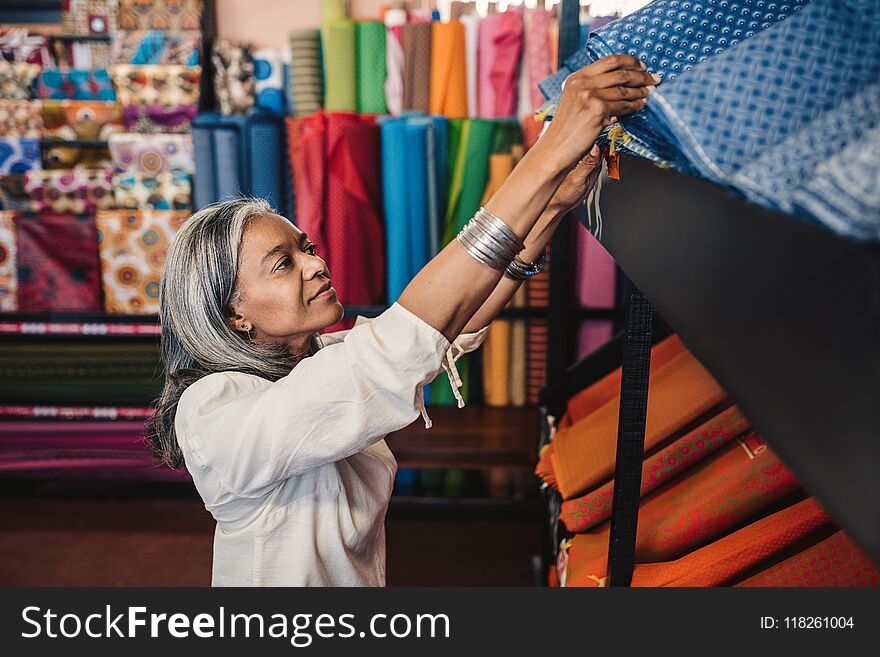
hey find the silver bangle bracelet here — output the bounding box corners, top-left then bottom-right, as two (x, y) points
(456, 208), (524, 271)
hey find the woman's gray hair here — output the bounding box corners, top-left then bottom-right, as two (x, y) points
(145, 197), (313, 469)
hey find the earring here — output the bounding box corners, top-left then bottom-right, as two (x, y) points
(241, 324), (252, 340)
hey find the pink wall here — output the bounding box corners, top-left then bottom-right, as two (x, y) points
(216, 0), (392, 49)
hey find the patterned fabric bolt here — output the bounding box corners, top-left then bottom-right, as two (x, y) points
(211, 41), (256, 116)
(24, 169), (115, 214)
(288, 29), (323, 118)
(15, 211), (102, 312)
(35, 68), (116, 101)
(0, 210), (17, 310)
(402, 23), (432, 114)
(96, 209), (189, 314)
(121, 103), (197, 133)
(112, 171), (192, 211)
(0, 137), (41, 174)
(0, 100), (43, 138)
(110, 64), (201, 106)
(0, 62), (41, 100)
(117, 0), (203, 31)
(109, 133), (194, 175)
(112, 30), (201, 66)
(253, 48), (286, 115)
(736, 531), (879, 587)
(356, 22), (387, 115)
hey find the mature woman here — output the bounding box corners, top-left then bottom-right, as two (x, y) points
(146, 55), (658, 586)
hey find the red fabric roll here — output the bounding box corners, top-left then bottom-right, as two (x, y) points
(325, 112), (385, 329)
(736, 531), (879, 587)
(286, 114), (328, 251)
(15, 211), (101, 311)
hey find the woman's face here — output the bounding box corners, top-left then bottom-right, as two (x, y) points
(228, 213), (343, 354)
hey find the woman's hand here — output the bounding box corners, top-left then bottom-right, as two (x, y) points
(545, 144), (603, 217)
(537, 54), (659, 171)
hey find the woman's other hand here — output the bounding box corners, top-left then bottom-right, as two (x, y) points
(546, 144), (603, 216)
(539, 54), (659, 170)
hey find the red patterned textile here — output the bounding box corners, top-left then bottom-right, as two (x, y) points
(15, 211), (101, 311)
(737, 532), (879, 587)
(561, 405), (750, 533)
(564, 434), (801, 586)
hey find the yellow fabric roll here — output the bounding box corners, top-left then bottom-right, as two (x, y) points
(429, 21), (468, 119)
(509, 285), (528, 407)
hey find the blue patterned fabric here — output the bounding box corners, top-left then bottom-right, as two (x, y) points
(539, 0), (880, 241)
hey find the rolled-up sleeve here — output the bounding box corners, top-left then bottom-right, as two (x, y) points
(175, 303), (450, 497)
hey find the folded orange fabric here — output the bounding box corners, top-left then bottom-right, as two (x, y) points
(736, 531), (879, 587)
(562, 433), (800, 585)
(429, 21), (468, 118)
(552, 339), (726, 499)
(565, 334), (685, 426)
(562, 497), (831, 587)
(561, 405), (750, 533)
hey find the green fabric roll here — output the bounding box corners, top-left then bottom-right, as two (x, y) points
(323, 19), (357, 112)
(356, 21), (387, 114)
(442, 118), (495, 245)
(320, 0), (347, 74)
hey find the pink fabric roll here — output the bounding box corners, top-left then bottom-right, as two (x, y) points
(575, 223), (617, 359)
(477, 12), (523, 118)
(524, 7), (552, 113)
(384, 9), (406, 117)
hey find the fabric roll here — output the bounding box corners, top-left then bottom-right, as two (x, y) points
(323, 20), (357, 112)
(562, 433), (801, 586)
(429, 21), (467, 119)
(324, 113), (385, 324)
(356, 21), (387, 115)
(628, 497), (831, 587)
(121, 104), (197, 133)
(0, 210), (17, 310)
(35, 68), (115, 101)
(0, 28), (52, 65)
(15, 211), (101, 312)
(286, 113), (327, 247)
(96, 210), (189, 314)
(460, 13), (479, 118)
(0, 62), (40, 100)
(477, 12), (523, 118)
(112, 172), (191, 211)
(253, 48), (286, 115)
(117, 0), (203, 31)
(0, 137), (41, 174)
(0, 100), (43, 138)
(551, 338), (726, 500)
(425, 116), (448, 257)
(379, 119), (409, 302)
(443, 119), (494, 244)
(211, 41), (256, 116)
(110, 64), (201, 106)
(24, 169), (114, 214)
(109, 133), (194, 176)
(111, 30), (201, 66)
(320, 0), (348, 69)
(0, 174), (29, 211)
(480, 152), (515, 406)
(41, 100), (123, 140)
(736, 532), (879, 587)
(288, 29), (324, 118)
(523, 8), (552, 113)
(561, 405), (751, 533)
(402, 23), (432, 114)
(509, 285), (528, 407)
(383, 9), (406, 117)
(404, 120), (430, 280)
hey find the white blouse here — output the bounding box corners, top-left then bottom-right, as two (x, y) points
(175, 303), (489, 586)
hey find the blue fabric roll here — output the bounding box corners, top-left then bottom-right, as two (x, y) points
(380, 119), (411, 302)
(429, 116), (448, 254)
(405, 120), (430, 275)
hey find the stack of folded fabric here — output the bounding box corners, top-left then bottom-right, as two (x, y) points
(537, 335), (879, 586)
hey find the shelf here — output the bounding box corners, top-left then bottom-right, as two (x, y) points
(0, 406), (153, 420)
(48, 34), (112, 43)
(40, 139), (109, 149)
(598, 155), (880, 564)
(0, 1), (62, 23)
(385, 406), (539, 469)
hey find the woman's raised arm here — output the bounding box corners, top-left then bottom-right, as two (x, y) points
(398, 54), (656, 342)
